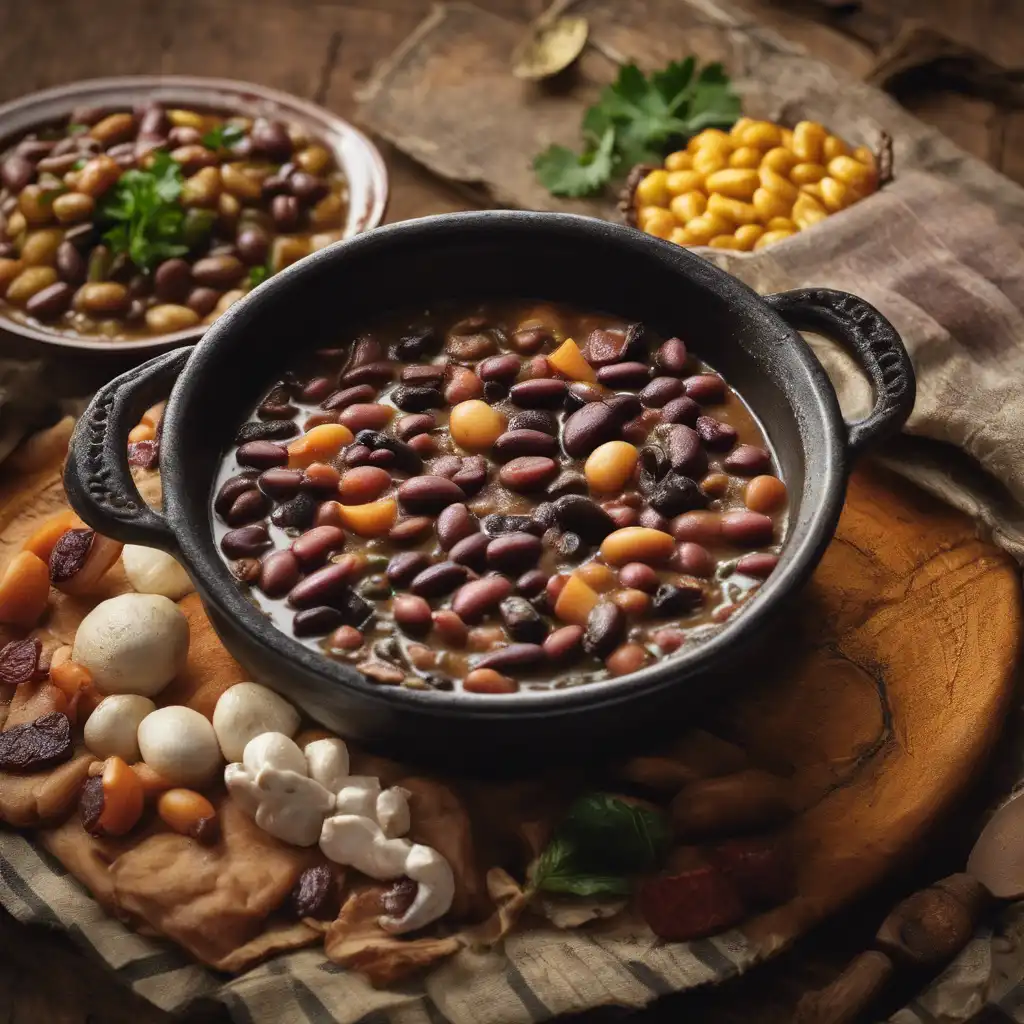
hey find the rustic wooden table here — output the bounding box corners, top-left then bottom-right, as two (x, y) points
(0, 1), (1022, 1021)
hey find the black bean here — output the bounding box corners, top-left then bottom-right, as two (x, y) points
(532, 501), (557, 530)
(499, 596), (549, 644)
(55, 241), (86, 284)
(354, 430), (422, 476)
(271, 493), (318, 529)
(583, 603), (627, 659)
(508, 378), (567, 409)
(389, 328), (439, 362)
(508, 409), (557, 435)
(221, 524), (271, 559)
(483, 381), (507, 403)
(271, 194), (301, 231)
(552, 495), (616, 542)
(410, 561), (470, 599)
(215, 473), (258, 516)
(293, 606), (345, 637)
(652, 580), (704, 615)
(251, 118), (293, 160)
(562, 399), (636, 458)
(234, 420), (298, 444)
(63, 222), (98, 249)
(25, 282), (72, 320)
(392, 385), (444, 412)
(556, 531), (583, 558)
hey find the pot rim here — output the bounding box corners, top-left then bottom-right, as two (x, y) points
(161, 210), (848, 722)
(0, 74), (389, 354)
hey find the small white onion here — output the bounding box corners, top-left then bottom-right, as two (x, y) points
(83, 694), (156, 762)
(122, 545), (194, 601)
(137, 706), (222, 788)
(212, 682), (300, 762)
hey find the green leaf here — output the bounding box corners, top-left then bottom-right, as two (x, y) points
(562, 794), (671, 872)
(248, 265), (269, 288)
(539, 873), (633, 897)
(532, 126), (616, 198)
(202, 123), (246, 150)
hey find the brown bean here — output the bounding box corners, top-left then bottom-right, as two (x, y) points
(724, 445), (772, 475)
(1, 155), (33, 192)
(618, 562), (659, 592)
(271, 194), (300, 231)
(639, 377), (684, 408)
(436, 504), (477, 551)
(410, 561), (470, 599)
(695, 415), (738, 451)
(449, 533), (490, 571)
(514, 569), (547, 598)
(289, 171), (328, 203)
(387, 517), (434, 544)
(167, 125), (202, 148)
(338, 403), (394, 432)
(509, 326), (551, 354)
(259, 550), (300, 597)
(393, 594), (433, 635)
(75, 155), (121, 197)
(55, 241), (86, 284)
(25, 282), (72, 319)
(638, 509), (670, 532)
(256, 467), (302, 499)
(486, 532), (543, 573)
(451, 575), (513, 624)
(221, 524), (271, 559)
(291, 526), (346, 567)
(237, 440), (288, 469)
(527, 355), (553, 378)
(287, 563), (354, 608)
(745, 475), (787, 513)
(660, 396), (701, 426)
(684, 375), (727, 403)
(660, 424), (707, 477)
(236, 226), (270, 265)
(443, 366), (484, 405)
(52, 191), (94, 224)
(327, 625), (364, 651)
(655, 338), (689, 375)
(721, 511), (774, 547)
(492, 429), (558, 462)
(386, 552), (431, 588)
(583, 602), (627, 658)
(186, 286), (220, 317)
(736, 553), (779, 578)
(612, 588), (651, 617)
(474, 643), (546, 674)
(508, 378), (567, 409)
(146, 304), (200, 334)
(192, 254), (245, 289)
(446, 332), (496, 360)
(432, 609), (469, 647)
(89, 113), (136, 146)
(323, 385), (377, 411)
(340, 361), (394, 388)
(301, 462), (341, 493)
(597, 362), (651, 388)
(498, 456), (558, 492)
(606, 643), (649, 677)
(542, 625), (584, 665)
(670, 542), (715, 577)
(251, 118), (293, 160)
(153, 258), (192, 303)
(671, 511), (723, 545)
(478, 354), (521, 382)
(73, 281), (128, 314)
(339, 466), (390, 505)
(409, 435), (435, 458)
(397, 476), (465, 514)
(464, 668), (517, 694)
(395, 413), (435, 441)
(215, 472), (257, 516)
(700, 473), (730, 499)
(224, 488), (270, 527)
(293, 607), (345, 637)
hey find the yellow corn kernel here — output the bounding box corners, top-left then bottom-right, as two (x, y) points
(692, 148), (729, 175)
(666, 170), (705, 196)
(754, 228), (795, 250)
(168, 109), (206, 130)
(800, 182), (824, 200)
(728, 146), (761, 169)
(823, 135), (850, 162)
(709, 234), (744, 250)
(766, 216), (795, 231)
(781, 127), (794, 148)
(790, 162), (826, 186)
(669, 190), (707, 223)
(752, 187), (792, 221)
(682, 212), (732, 246)
(792, 193), (827, 230)
(736, 120), (784, 151)
(707, 193), (758, 226)
(791, 121), (827, 164)
(761, 147), (798, 175)
(729, 117), (755, 139)
(635, 170), (670, 207)
(852, 145), (876, 168)
(758, 166), (798, 202)
(638, 205), (668, 232)
(664, 150), (693, 172)
(819, 176), (854, 212)
(828, 155), (876, 191)
(733, 224), (764, 250)
(704, 168), (760, 201)
(642, 207), (677, 240)
(688, 128), (732, 153)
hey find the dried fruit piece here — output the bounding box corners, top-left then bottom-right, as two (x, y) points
(638, 865), (745, 941)
(48, 529), (123, 595)
(0, 711), (73, 772)
(91, 755), (145, 836)
(0, 551), (51, 628)
(79, 775), (105, 832)
(49, 528), (94, 583)
(21, 510), (81, 562)
(157, 788), (220, 843)
(0, 638), (43, 685)
(290, 863), (341, 919)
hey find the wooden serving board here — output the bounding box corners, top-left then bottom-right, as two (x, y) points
(0, 420), (1020, 1024)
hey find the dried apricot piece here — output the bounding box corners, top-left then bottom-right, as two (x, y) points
(0, 551), (50, 627)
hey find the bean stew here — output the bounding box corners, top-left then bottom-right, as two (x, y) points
(0, 103), (348, 340)
(212, 302), (790, 695)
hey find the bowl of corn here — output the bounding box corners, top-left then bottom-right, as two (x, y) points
(621, 118), (892, 253)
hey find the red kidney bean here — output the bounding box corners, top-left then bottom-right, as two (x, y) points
(452, 575), (513, 624)
(545, 573), (569, 605)
(55, 241), (87, 284)
(475, 643), (546, 674)
(215, 473), (257, 516)
(499, 456), (558, 492)
(671, 542), (715, 577)
(436, 504), (477, 551)
(640, 377), (685, 408)
(605, 505), (639, 529)
(271, 194), (301, 231)
(401, 364), (445, 386)
(543, 625), (584, 664)
(293, 606), (345, 637)
(660, 396), (701, 426)
(671, 511), (723, 545)
(508, 378), (566, 409)
(153, 258), (192, 303)
(410, 561), (470, 599)
(515, 569), (548, 597)
(655, 338), (688, 375)
(596, 362), (651, 389)
(479, 354), (521, 382)
(291, 526), (346, 567)
(449, 533), (490, 571)
(500, 596), (549, 643)
(368, 449), (395, 468)
(684, 374), (727, 403)
(344, 444), (373, 467)
(486, 532), (543, 573)
(397, 476), (465, 514)
(721, 511), (774, 547)
(618, 562), (659, 592)
(660, 424), (708, 477)
(393, 594), (433, 635)
(432, 609), (468, 647)
(288, 563), (354, 608)
(298, 377), (333, 403)
(237, 226), (270, 266)
(652, 628), (686, 653)
(337, 466), (388, 505)
(430, 455), (462, 479)
(736, 553), (779, 578)
(443, 366), (484, 405)
(408, 433), (436, 457)
(225, 488), (271, 527)
(526, 356), (553, 378)
(221, 524), (271, 559)
(562, 400), (630, 459)
(187, 286), (221, 318)
(323, 385), (376, 411)
(237, 441), (288, 469)
(289, 171), (328, 203)
(327, 625), (364, 651)
(638, 508), (670, 532)
(251, 118), (293, 160)
(395, 413), (435, 441)
(387, 552), (431, 588)
(606, 643), (649, 677)
(696, 415), (738, 451)
(510, 326), (551, 354)
(339, 404), (393, 432)
(446, 332), (496, 361)
(341, 361), (394, 388)
(493, 429), (558, 462)
(258, 467), (303, 499)
(25, 283), (73, 320)
(301, 463), (341, 493)
(723, 445), (772, 475)
(508, 410), (557, 435)
(387, 517), (434, 544)
(259, 550), (301, 597)
(451, 456), (488, 495)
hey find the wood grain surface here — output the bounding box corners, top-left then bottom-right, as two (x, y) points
(0, 2), (1022, 1023)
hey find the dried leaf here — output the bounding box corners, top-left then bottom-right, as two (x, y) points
(512, 15), (588, 81)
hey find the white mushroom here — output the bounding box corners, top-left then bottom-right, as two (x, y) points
(376, 786), (412, 838)
(213, 682), (301, 761)
(121, 545), (194, 601)
(73, 593), (189, 697)
(304, 737), (350, 793)
(137, 705), (222, 787)
(83, 694), (156, 762)
(335, 775), (381, 818)
(319, 814), (454, 934)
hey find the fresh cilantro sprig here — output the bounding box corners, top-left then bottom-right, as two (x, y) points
(534, 57), (741, 197)
(247, 265), (269, 289)
(97, 151), (189, 272)
(529, 793), (671, 898)
(202, 123), (246, 150)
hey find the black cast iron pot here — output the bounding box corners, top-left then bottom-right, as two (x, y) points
(64, 212), (915, 767)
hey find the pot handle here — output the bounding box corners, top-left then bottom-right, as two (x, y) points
(762, 287), (916, 458)
(63, 347), (192, 553)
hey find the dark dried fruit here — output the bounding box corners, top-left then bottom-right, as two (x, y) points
(639, 865), (744, 941)
(271, 493), (319, 529)
(499, 597), (549, 644)
(390, 328), (439, 362)
(127, 440), (159, 468)
(49, 528), (94, 584)
(482, 514), (545, 538)
(192, 815), (221, 845)
(652, 580), (704, 616)
(80, 775), (105, 833)
(355, 430), (422, 476)
(234, 419), (298, 444)
(290, 863), (341, 919)
(649, 473), (707, 517)
(0, 638), (43, 685)
(0, 711), (73, 773)
(552, 495), (616, 542)
(381, 876), (418, 918)
(582, 602), (627, 659)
